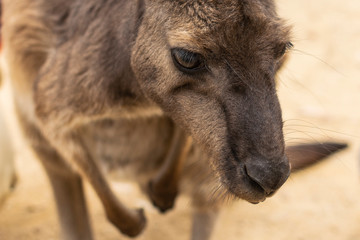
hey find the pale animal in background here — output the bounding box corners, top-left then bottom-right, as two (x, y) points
(0, 78), (16, 208)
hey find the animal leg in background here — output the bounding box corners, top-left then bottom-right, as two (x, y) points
(191, 206), (220, 240)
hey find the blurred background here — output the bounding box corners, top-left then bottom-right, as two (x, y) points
(0, 0), (359, 239)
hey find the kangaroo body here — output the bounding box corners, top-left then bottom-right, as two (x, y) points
(0, 0), (347, 240)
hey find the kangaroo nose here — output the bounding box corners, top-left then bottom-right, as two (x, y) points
(244, 156), (290, 195)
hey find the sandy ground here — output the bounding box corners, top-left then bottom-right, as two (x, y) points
(1, 0), (360, 239)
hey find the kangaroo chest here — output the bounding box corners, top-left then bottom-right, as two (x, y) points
(82, 117), (174, 179)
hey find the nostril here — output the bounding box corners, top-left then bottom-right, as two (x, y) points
(243, 163), (288, 196)
(267, 190), (277, 197)
(243, 165), (269, 194)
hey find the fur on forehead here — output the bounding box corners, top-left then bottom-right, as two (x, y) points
(151, 0), (290, 55)
(156, 0), (278, 28)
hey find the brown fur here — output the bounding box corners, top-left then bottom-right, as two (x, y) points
(0, 0), (346, 239)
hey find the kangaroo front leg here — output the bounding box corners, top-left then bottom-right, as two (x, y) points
(147, 125), (192, 212)
(55, 132), (146, 237)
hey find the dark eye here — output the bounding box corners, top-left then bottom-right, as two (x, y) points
(171, 48), (205, 73)
(275, 42), (293, 59)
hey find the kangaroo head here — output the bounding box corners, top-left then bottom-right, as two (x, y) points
(131, 0), (291, 203)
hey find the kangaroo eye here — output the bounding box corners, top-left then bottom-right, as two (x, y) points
(275, 42), (293, 59)
(171, 48), (205, 73)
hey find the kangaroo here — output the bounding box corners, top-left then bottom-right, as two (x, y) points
(0, 0), (347, 240)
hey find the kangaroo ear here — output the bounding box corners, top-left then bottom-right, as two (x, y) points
(286, 142), (348, 172)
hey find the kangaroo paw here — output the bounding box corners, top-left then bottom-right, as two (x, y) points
(107, 208), (146, 238)
(147, 180), (178, 213)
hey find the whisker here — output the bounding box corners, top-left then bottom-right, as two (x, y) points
(291, 48), (346, 77)
(283, 128), (332, 139)
(284, 119), (359, 138)
(278, 69), (326, 105)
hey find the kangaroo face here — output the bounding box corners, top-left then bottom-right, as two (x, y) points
(131, 0), (291, 203)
